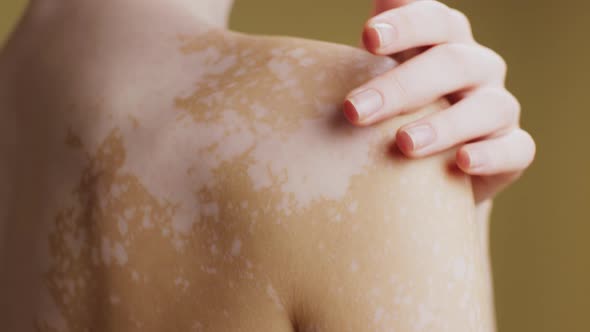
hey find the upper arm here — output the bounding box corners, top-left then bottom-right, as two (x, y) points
(284, 100), (494, 331)
(262, 52), (495, 330)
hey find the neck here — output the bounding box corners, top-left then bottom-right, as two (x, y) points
(26, 0), (235, 28)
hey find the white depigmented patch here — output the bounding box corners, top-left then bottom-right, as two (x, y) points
(201, 265), (217, 274)
(37, 287), (68, 332)
(350, 260), (359, 272)
(374, 307), (385, 324)
(333, 214), (342, 222)
(266, 283), (284, 310)
(172, 237), (185, 251)
(267, 58), (294, 81)
(124, 207), (135, 219)
(142, 214), (154, 229)
(210, 244), (219, 255)
(113, 242), (128, 266)
(192, 321), (204, 331)
(348, 201), (359, 213)
(175, 277), (190, 291)
(118, 217), (128, 235)
(247, 162), (273, 191)
(230, 238), (242, 256)
(287, 48), (307, 58)
(234, 68), (247, 77)
(299, 58), (317, 67)
(172, 203), (200, 235)
(251, 102), (270, 119)
(276, 196), (293, 216)
(415, 303), (436, 331)
(110, 295), (121, 305)
(247, 117), (375, 210)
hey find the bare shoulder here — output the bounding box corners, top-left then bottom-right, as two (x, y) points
(197, 33), (492, 332)
(0, 15), (490, 332)
(164, 29), (469, 201)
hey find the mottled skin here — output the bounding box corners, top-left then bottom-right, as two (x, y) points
(0, 2), (494, 332)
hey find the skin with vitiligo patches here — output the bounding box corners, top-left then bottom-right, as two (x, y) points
(0, 12), (495, 332)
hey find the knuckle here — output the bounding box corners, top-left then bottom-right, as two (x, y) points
(496, 55), (508, 78)
(449, 8), (474, 40)
(484, 88), (521, 123)
(482, 46), (508, 78)
(421, 2), (468, 41)
(436, 42), (465, 60)
(519, 129), (537, 164)
(460, 44), (508, 83)
(504, 91), (522, 119)
(435, 43), (476, 79)
(422, 0), (450, 12)
(450, 8), (471, 28)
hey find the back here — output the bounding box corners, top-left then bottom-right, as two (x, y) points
(0, 4), (494, 332)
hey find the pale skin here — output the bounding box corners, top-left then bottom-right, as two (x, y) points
(349, 0), (536, 205)
(0, 0), (531, 331)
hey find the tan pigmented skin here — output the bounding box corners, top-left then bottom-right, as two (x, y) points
(0, 5), (495, 332)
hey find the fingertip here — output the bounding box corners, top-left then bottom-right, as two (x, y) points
(456, 148), (472, 172)
(362, 24), (381, 54)
(395, 129), (414, 155)
(343, 88), (385, 126)
(343, 99), (362, 126)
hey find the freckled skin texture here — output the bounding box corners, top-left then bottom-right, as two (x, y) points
(0, 3), (495, 332)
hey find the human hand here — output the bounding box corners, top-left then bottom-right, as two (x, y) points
(344, 0), (536, 204)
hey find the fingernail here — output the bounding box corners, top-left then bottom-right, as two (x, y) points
(403, 124), (436, 150)
(345, 89), (383, 122)
(369, 22), (397, 49)
(465, 149), (486, 169)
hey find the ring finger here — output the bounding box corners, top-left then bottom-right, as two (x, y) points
(395, 87), (520, 157)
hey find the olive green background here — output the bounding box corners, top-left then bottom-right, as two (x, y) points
(1, 1), (588, 331)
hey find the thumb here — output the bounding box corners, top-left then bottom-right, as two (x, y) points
(373, 0), (415, 15)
